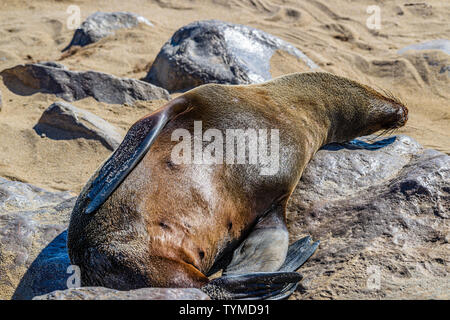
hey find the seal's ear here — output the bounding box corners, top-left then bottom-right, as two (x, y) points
(83, 97), (191, 214)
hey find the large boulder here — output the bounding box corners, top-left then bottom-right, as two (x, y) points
(33, 287), (210, 300)
(0, 62), (170, 105)
(1, 135), (447, 300)
(145, 20), (318, 92)
(287, 135), (449, 299)
(63, 11), (153, 52)
(35, 101), (124, 150)
(0, 177), (75, 300)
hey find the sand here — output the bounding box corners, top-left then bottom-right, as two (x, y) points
(0, 0), (449, 194)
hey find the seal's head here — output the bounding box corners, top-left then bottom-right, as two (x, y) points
(364, 89), (408, 134)
(309, 73), (409, 143)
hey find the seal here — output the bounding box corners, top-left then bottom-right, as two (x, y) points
(67, 72), (408, 299)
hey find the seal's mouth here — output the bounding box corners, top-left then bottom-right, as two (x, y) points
(394, 104), (408, 128)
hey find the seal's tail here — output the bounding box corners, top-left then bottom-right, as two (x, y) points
(201, 236), (319, 300)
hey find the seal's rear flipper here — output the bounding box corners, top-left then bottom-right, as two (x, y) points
(210, 235), (319, 300)
(83, 98), (191, 214)
(278, 236), (320, 272)
(222, 206), (289, 276)
(266, 282), (298, 300)
(201, 272), (302, 300)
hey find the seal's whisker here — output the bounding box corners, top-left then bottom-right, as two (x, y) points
(387, 124), (399, 136)
(368, 127), (391, 142)
(385, 126), (397, 137)
(386, 127), (398, 137)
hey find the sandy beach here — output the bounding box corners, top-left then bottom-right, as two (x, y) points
(0, 0), (448, 195)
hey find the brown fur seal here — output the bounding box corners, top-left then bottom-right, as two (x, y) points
(67, 72), (408, 299)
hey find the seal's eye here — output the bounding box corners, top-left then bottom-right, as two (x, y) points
(165, 159), (176, 170)
(159, 221), (170, 230)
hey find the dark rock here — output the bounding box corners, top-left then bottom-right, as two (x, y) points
(287, 135), (449, 299)
(63, 11), (153, 51)
(33, 287), (210, 300)
(35, 101), (124, 150)
(145, 20), (318, 92)
(0, 62), (170, 104)
(0, 177), (75, 300)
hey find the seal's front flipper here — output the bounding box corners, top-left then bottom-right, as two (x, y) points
(278, 236), (320, 272)
(201, 272), (302, 300)
(83, 97), (191, 214)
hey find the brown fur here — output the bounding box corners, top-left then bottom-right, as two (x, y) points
(67, 72), (408, 289)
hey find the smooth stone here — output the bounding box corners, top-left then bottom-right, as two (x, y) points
(145, 19), (318, 92)
(63, 11), (153, 51)
(35, 101), (124, 150)
(0, 62), (170, 104)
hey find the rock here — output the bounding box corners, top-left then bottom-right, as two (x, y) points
(35, 101), (124, 150)
(0, 89), (2, 112)
(145, 20), (318, 92)
(0, 177), (75, 300)
(398, 39), (450, 55)
(33, 287), (210, 300)
(63, 11), (153, 51)
(37, 61), (68, 69)
(0, 178), (208, 301)
(397, 39), (450, 79)
(2, 135), (448, 300)
(287, 135), (449, 299)
(0, 62), (170, 105)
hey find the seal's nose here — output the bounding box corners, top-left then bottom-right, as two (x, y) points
(396, 104), (408, 128)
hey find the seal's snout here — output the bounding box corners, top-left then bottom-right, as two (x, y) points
(387, 101), (408, 130)
(395, 104), (408, 128)
(365, 94), (408, 137)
